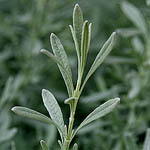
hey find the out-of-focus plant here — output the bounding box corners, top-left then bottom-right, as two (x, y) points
(108, 1), (150, 149)
(118, 0), (150, 109)
(11, 4), (120, 150)
(0, 77), (19, 149)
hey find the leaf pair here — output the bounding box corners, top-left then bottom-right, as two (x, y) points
(41, 33), (74, 97)
(12, 89), (65, 136)
(71, 4), (116, 94)
(71, 4), (92, 73)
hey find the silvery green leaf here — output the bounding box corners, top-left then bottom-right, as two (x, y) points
(81, 21), (91, 70)
(81, 32), (116, 93)
(0, 128), (17, 143)
(143, 129), (150, 150)
(40, 140), (49, 150)
(75, 97), (120, 134)
(11, 106), (55, 125)
(73, 143), (78, 150)
(50, 33), (74, 97)
(121, 1), (147, 35)
(69, 25), (81, 69)
(116, 28), (141, 37)
(42, 89), (65, 134)
(73, 4), (83, 51)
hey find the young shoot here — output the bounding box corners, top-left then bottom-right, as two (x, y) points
(11, 4), (120, 150)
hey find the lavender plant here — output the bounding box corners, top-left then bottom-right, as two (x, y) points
(11, 4), (120, 150)
(0, 77), (18, 149)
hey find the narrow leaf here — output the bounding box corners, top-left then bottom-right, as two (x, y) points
(40, 140), (49, 150)
(50, 33), (74, 96)
(42, 89), (64, 134)
(81, 21), (90, 70)
(73, 4), (83, 51)
(143, 129), (150, 150)
(75, 97), (120, 134)
(81, 32), (116, 93)
(64, 97), (75, 104)
(121, 1), (147, 35)
(11, 106), (55, 125)
(69, 25), (81, 69)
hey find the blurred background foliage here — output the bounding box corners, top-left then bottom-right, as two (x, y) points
(0, 0), (150, 149)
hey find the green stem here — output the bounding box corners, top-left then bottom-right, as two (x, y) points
(63, 69), (83, 150)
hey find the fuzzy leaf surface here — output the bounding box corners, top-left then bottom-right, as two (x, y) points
(12, 106), (54, 125)
(81, 21), (91, 70)
(50, 33), (74, 96)
(73, 4), (83, 51)
(42, 89), (64, 134)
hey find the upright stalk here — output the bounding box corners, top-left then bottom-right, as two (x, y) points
(63, 64), (83, 150)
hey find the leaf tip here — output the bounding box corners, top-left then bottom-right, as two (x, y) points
(11, 107), (16, 112)
(111, 32), (117, 43)
(115, 97), (120, 103)
(112, 31), (116, 35)
(73, 3), (83, 19)
(74, 3), (80, 10)
(84, 20), (89, 24)
(40, 49), (46, 53)
(50, 33), (56, 39)
(42, 89), (47, 95)
(40, 140), (44, 144)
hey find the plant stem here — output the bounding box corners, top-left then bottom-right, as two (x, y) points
(63, 67), (83, 150)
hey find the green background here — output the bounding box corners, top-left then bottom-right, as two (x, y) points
(0, 0), (149, 149)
